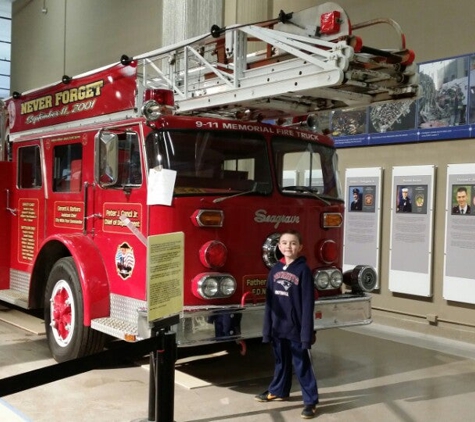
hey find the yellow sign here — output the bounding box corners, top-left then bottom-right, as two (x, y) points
(146, 232), (184, 323)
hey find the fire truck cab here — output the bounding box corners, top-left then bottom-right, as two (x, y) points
(0, 2), (419, 362)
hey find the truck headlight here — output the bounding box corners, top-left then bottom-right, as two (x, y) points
(201, 277), (219, 297)
(314, 268), (343, 291)
(329, 270), (343, 289)
(314, 270), (330, 290)
(220, 277), (237, 296)
(193, 273), (237, 299)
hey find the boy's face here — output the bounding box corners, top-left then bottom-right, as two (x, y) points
(278, 233), (303, 260)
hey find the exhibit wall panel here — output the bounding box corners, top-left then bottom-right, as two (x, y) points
(343, 167), (382, 288)
(338, 140), (475, 340)
(443, 164), (475, 304)
(388, 166), (435, 297)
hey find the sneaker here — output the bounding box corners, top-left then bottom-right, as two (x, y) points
(254, 390), (288, 402)
(301, 404), (317, 419)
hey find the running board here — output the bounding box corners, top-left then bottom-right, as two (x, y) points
(91, 317), (139, 341)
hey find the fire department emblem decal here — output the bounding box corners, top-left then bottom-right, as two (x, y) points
(115, 242), (135, 280)
(7, 100), (16, 129)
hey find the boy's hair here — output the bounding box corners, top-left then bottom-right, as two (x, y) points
(279, 229), (303, 244)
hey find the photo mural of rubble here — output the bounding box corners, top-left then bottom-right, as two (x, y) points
(315, 54), (475, 147)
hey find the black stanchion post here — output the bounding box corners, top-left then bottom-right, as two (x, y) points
(138, 314), (179, 422)
(163, 331), (177, 420)
(155, 328), (177, 422)
(148, 346), (156, 422)
(155, 328), (165, 422)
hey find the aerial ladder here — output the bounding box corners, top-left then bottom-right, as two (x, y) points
(131, 2), (420, 121)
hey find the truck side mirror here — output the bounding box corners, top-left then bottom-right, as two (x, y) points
(97, 131), (118, 186)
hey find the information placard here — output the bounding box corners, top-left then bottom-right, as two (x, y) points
(146, 232), (184, 323)
(389, 165), (435, 296)
(443, 163), (475, 304)
(343, 167), (382, 288)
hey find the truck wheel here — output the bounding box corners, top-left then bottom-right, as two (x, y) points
(44, 257), (105, 362)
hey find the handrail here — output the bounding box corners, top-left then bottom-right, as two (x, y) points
(352, 18), (406, 49)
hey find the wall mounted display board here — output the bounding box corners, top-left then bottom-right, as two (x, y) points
(443, 163), (475, 304)
(343, 167), (382, 288)
(389, 165), (435, 296)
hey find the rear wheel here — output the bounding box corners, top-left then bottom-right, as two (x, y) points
(44, 257), (105, 362)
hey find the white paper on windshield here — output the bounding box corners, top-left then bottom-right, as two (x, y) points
(147, 167), (177, 206)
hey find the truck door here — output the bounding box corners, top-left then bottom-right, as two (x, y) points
(9, 141), (46, 281)
(0, 161), (13, 288)
(44, 136), (88, 239)
(91, 126), (148, 301)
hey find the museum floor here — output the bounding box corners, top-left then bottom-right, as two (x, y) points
(1, 307), (475, 422)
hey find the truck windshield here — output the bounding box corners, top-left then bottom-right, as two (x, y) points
(272, 136), (342, 200)
(145, 130), (272, 195)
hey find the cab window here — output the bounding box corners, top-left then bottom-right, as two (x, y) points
(145, 130), (272, 195)
(272, 136), (342, 199)
(53, 143), (83, 192)
(18, 145), (42, 189)
(97, 131), (142, 188)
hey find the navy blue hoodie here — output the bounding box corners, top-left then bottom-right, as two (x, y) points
(262, 256), (316, 349)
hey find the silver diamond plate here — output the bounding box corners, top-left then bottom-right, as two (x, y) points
(91, 317), (138, 339)
(110, 293), (146, 325)
(10, 269), (30, 293)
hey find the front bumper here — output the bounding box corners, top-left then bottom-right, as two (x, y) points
(174, 293), (372, 346)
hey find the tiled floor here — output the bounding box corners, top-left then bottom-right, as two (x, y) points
(1, 307), (475, 421)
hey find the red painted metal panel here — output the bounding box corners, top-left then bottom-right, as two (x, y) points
(7, 63), (137, 134)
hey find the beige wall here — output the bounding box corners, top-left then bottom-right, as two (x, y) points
(11, 0), (226, 93)
(224, 0), (271, 25)
(11, 0), (163, 92)
(10, 0), (475, 341)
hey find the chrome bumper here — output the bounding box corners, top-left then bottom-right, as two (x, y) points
(173, 293), (372, 346)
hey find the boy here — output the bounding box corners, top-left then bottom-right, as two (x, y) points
(255, 230), (319, 419)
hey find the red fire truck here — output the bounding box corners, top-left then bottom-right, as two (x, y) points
(0, 3), (419, 362)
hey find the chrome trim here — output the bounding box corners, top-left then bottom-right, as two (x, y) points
(173, 293), (372, 346)
(262, 232), (281, 269)
(194, 209), (224, 228)
(91, 292), (372, 346)
(322, 212), (343, 228)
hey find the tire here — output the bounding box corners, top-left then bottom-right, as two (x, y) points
(44, 257), (105, 362)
